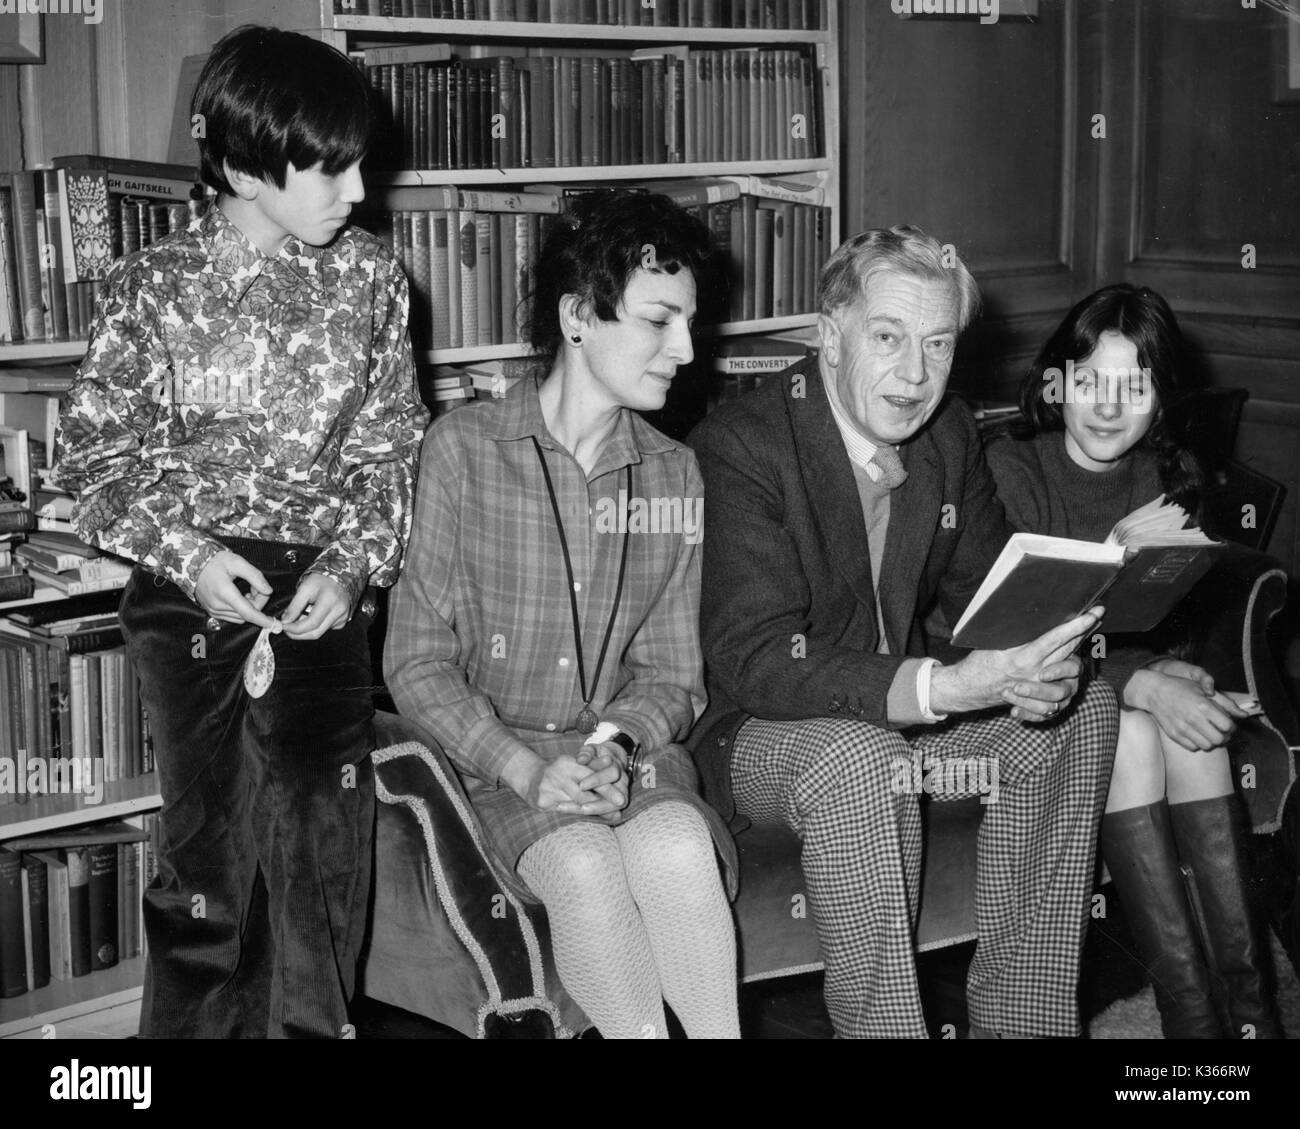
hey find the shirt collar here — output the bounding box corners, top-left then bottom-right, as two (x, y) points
(485, 374), (678, 468)
(823, 376), (886, 482)
(199, 203), (325, 300)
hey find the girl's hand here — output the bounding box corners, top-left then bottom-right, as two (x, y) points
(281, 573), (351, 640)
(519, 753), (625, 816)
(195, 551), (278, 628)
(1125, 666), (1240, 751)
(564, 745), (631, 822)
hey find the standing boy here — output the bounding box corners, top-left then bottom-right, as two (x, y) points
(55, 25), (427, 1038)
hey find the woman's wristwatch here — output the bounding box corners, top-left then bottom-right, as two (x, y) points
(583, 721), (640, 778)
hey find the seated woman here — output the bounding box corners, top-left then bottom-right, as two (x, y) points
(985, 283), (1282, 1039)
(384, 190), (740, 1039)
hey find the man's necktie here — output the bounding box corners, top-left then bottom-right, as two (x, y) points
(870, 444), (908, 490)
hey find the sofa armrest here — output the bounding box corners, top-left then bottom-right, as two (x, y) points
(1156, 545), (1297, 833)
(361, 712), (588, 1037)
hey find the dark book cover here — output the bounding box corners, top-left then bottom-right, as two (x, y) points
(0, 182), (25, 342)
(21, 853), (50, 990)
(86, 651), (103, 763)
(87, 841), (118, 971)
(951, 555), (1120, 651)
(52, 643), (71, 760)
(9, 171), (48, 341)
(0, 846), (27, 997)
(0, 571), (35, 599)
(1095, 545), (1220, 635)
(6, 589), (123, 627)
(63, 846), (92, 976)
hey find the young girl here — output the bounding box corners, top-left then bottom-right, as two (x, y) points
(986, 283), (1282, 1039)
(385, 191), (740, 1039)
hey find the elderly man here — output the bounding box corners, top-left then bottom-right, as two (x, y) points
(689, 226), (1119, 1038)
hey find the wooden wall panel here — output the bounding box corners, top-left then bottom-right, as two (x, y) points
(839, 0), (1096, 399)
(0, 0), (322, 167)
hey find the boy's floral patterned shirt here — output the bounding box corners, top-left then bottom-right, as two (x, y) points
(55, 204), (428, 606)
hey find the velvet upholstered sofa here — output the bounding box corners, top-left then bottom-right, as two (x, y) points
(358, 541), (1300, 1038)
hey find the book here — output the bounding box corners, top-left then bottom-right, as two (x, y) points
(8, 172), (47, 341)
(712, 334), (812, 373)
(87, 841), (118, 970)
(951, 497), (1222, 650)
(32, 851), (69, 981)
(0, 846), (26, 997)
(64, 845), (92, 977)
(0, 572), (35, 601)
(21, 853), (51, 991)
(0, 180), (23, 343)
(26, 565), (129, 597)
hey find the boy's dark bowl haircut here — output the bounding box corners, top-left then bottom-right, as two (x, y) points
(193, 24), (372, 196)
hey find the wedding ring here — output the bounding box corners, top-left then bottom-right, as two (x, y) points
(206, 615), (222, 632)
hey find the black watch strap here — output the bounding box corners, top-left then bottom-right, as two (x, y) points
(609, 731), (639, 780)
(608, 730), (638, 760)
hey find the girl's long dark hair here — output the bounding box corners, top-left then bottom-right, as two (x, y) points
(1014, 283), (1205, 515)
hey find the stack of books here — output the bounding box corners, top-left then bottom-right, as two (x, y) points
(13, 532), (131, 598)
(419, 357), (538, 417)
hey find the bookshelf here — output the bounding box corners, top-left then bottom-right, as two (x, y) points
(318, 0), (843, 368)
(1, 323), (158, 1043)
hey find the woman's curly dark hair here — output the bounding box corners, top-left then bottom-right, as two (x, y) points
(525, 189), (718, 362)
(1014, 283), (1206, 514)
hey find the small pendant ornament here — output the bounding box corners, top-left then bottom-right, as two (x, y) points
(243, 624), (279, 699)
(575, 707), (599, 735)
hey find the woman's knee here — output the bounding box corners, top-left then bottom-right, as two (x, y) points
(1108, 709), (1166, 808)
(622, 802), (715, 879)
(520, 823), (624, 896)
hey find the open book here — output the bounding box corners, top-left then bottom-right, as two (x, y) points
(950, 496), (1220, 650)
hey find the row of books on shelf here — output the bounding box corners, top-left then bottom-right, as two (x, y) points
(0, 818), (156, 997)
(0, 614), (153, 804)
(0, 155), (203, 346)
(364, 178), (830, 351)
(362, 43), (823, 170)
(422, 332), (813, 415)
(333, 0), (828, 27)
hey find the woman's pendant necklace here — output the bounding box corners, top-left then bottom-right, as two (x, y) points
(532, 437), (632, 735)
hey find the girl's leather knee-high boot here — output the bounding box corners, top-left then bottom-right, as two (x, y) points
(1101, 801), (1223, 1038)
(1169, 795), (1284, 1039)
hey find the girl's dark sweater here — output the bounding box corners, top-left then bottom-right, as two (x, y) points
(984, 429), (1166, 698)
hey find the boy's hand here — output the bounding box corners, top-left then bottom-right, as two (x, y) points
(195, 551), (278, 629)
(281, 573), (351, 640)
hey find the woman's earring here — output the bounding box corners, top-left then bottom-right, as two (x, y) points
(570, 334), (582, 344)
